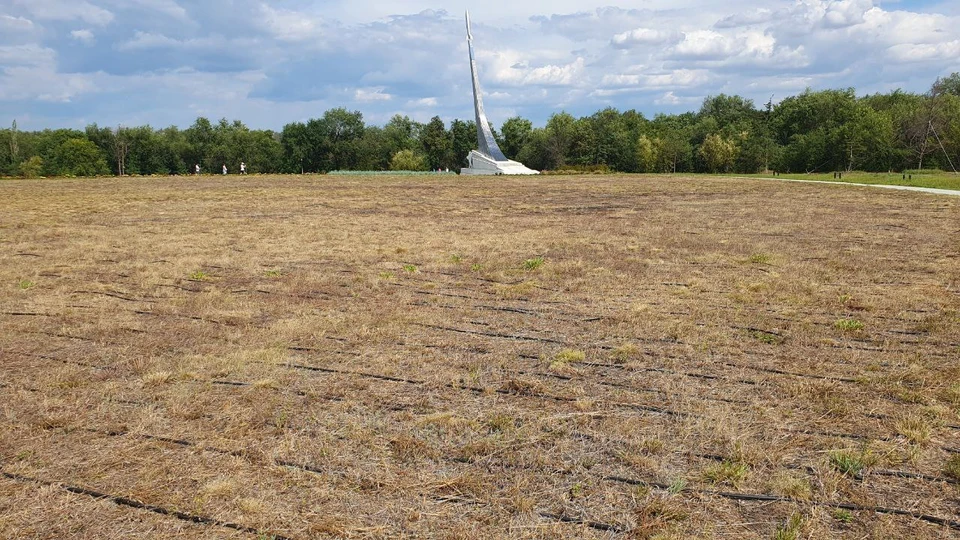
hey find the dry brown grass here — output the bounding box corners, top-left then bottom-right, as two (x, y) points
(1, 174), (959, 538)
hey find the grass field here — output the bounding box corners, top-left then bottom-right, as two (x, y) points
(1, 174), (959, 539)
(738, 171), (960, 191)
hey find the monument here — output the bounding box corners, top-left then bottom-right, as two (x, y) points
(460, 11), (539, 176)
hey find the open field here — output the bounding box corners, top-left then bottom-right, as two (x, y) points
(738, 171), (960, 192)
(1, 174), (959, 539)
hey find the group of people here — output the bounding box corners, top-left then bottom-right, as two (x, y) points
(194, 162), (247, 175)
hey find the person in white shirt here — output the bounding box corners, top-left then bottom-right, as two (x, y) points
(240, 162), (246, 175)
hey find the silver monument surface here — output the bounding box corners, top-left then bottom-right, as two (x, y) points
(461, 11), (539, 176)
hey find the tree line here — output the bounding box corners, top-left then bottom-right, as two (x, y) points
(2, 74), (958, 177)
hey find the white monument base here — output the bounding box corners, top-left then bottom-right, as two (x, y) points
(460, 150), (539, 176)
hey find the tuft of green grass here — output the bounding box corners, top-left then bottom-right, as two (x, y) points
(522, 256), (545, 270)
(189, 270), (209, 281)
(378, 271), (395, 279)
(829, 449), (873, 476)
(611, 342), (640, 363)
(774, 513), (804, 540)
(18, 279), (35, 290)
(702, 460), (749, 488)
(831, 509), (853, 523)
(553, 349), (585, 363)
(402, 264), (417, 273)
(449, 253), (463, 263)
(549, 349), (585, 372)
(470, 263), (482, 272)
(748, 253), (771, 264)
(770, 473), (812, 501)
(667, 477), (686, 495)
(485, 413), (516, 433)
(944, 455), (960, 480)
(748, 329), (783, 345)
(894, 414), (932, 446)
(263, 269), (282, 278)
(834, 318), (864, 332)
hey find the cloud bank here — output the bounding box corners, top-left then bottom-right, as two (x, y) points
(0, 0), (958, 130)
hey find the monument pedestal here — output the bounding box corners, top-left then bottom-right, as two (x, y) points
(460, 150), (539, 176)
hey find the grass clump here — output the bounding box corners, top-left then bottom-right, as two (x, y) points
(189, 270), (209, 281)
(748, 253), (771, 264)
(834, 318), (864, 332)
(633, 495), (687, 535)
(522, 256), (544, 270)
(470, 263), (482, 272)
(264, 269), (282, 278)
(549, 349), (585, 373)
(553, 349), (585, 363)
(831, 509), (853, 523)
(402, 264), (417, 273)
(449, 253), (463, 263)
(829, 448), (875, 476)
(748, 328), (783, 345)
(611, 342), (640, 363)
(18, 279), (35, 290)
(894, 414), (932, 446)
(702, 460), (749, 488)
(944, 455), (960, 480)
(770, 473), (812, 501)
(774, 513), (804, 540)
(141, 371), (174, 386)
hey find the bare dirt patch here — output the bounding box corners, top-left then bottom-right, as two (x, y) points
(1, 174), (959, 538)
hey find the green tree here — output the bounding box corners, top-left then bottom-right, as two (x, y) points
(419, 116), (451, 170)
(19, 156), (43, 178)
(390, 149), (427, 171)
(450, 119), (477, 169)
(499, 117), (532, 160)
(544, 112), (576, 169)
(51, 138), (109, 176)
(636, 134), (658, 172)
(698, 133), (739, 173)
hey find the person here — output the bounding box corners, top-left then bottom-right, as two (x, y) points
(195, 163), (200, 175)
(222, 164), (227, 175)
(240, 162), (246, 175)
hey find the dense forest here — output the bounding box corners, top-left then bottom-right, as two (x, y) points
(2, 74), (959, 177)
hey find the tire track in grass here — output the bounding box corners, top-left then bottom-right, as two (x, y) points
(603, 475), (960, 531)
(0, 471), (296, 540)
(4, 377), (957, 535)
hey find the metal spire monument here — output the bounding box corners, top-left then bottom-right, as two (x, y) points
(460, 11), (539, 176)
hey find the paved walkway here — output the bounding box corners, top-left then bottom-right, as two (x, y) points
(742, 176), (960, 197)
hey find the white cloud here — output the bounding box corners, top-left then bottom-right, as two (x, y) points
(409, 97), (438, 107)
(259, 4), (327, 43)
(672, 30), (737, 59)
(887, 40), (960, 63)
(354, 87), (392, 102)
(11, 0), (114, 26)
(611, 28), (680, 48)
(71, 29), (96, 44)
(655, 91), (681, 105)
(487, 52), (585, 86)
(0, 14), (36, 32)
(0, 44), (57, 67)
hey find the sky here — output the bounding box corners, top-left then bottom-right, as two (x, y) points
(1, 0), (959, 131)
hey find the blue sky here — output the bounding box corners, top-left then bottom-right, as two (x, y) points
(1, 0), (958, 131)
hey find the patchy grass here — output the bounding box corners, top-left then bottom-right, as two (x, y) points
(0, 174), (957, 539)
(702, 460), (749, 488)
(944, 455), (960, 480)
(521, 256), (545, 270)
(834, 318), (865, 332)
